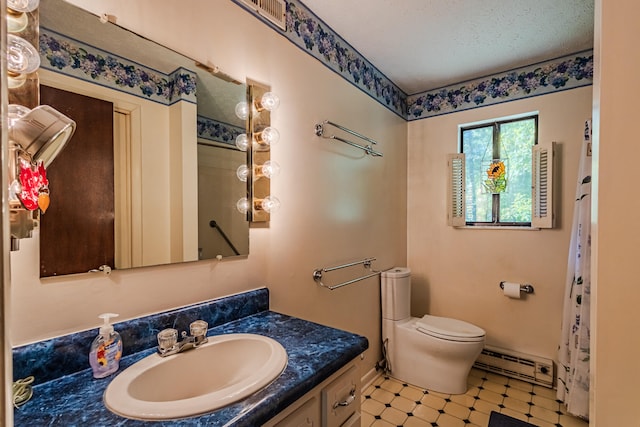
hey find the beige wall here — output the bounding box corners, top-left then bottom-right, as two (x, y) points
(590, 0), (640, 423)
(10, 1), (408, 379)
(10, 0), (640, 423)
(407, 87), (593, 360)
(196, 144), (249, 258)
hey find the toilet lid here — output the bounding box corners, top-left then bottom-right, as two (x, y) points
(416, 315), (485, 342)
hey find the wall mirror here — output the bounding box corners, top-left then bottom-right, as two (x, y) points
(36, 0), (249, 276)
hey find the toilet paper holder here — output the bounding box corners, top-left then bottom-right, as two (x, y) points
(499, 281), (534, 294)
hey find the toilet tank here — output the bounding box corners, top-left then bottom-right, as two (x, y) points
(381, 267), (411, 321)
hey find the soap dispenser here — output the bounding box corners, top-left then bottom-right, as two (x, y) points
(89, 313), (123, 379)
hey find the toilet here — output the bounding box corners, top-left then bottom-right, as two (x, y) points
(381, 267), (485, 394)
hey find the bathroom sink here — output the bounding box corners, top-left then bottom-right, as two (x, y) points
(104, 333), (288, 420)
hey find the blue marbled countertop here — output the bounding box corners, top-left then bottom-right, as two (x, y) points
(13, 311), (368, 426)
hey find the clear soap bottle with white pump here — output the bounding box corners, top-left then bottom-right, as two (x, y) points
(89, 313), (123, 379)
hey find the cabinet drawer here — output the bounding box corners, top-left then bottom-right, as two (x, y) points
(274, 396), (320, 427)
(321, 365), (359, 427)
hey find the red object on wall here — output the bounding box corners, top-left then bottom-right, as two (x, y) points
(18, 159), (48, 211)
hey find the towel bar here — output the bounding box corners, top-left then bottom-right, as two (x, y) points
(314, 120), (383, 157)
(313, 257), (380, 290)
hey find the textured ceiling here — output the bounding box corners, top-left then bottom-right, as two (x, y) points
(300, 0), (594, 94)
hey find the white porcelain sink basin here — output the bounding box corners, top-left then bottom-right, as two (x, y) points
(104, 333), (287, 420)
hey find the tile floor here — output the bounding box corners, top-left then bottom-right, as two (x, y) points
(361, 368), (589, 427)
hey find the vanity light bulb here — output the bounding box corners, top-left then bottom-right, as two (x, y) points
(261, 160), (280, 179)
(260, 126), (280, 146)
(7, 104), (31, 127)
(236, 197), (250, 214)
(6, 10), (28, 33)
(235, 101), (249, 120)
(236, 164), (249, 182)
(8, 180), (22, 201)
(259, 92), (280, 111)
(7, 73), (27, 89)
(235, 133), (249, 151)
(6, 0), (39, 37)
(7, 0), (39, 12)
(261, 195), (281, 213)
(7, 34), (40, 75)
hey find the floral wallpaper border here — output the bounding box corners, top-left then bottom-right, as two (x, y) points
(236, 1), (594, 122)
(407, 50), (594, 120)
(39, 28), (197, 105)
(282, 0), (407, 118)
(197, 115), (244, 146)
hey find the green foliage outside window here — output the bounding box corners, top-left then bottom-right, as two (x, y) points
(461, 116), (537, 225)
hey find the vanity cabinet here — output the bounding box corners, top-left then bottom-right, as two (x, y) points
(273, 396), (319, 427)
(266, 359), (361, 427)
(321, 364), (360, 427)
(13, 298), (370, 426)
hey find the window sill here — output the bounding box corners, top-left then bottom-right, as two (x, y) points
(455, 225), (541, 231)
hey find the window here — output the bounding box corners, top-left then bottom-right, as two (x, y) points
(448, 114), (554, 228)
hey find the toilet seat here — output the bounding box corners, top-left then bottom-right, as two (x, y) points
(416, 315), (485, 342)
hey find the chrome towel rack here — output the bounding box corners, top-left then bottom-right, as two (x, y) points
(315, 120), (383, 157)
(313, 257), (380, 290)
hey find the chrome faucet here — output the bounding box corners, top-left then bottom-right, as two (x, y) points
(157, 320), (208, 357)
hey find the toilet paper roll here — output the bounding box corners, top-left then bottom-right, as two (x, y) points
(502, 282), (521, 299)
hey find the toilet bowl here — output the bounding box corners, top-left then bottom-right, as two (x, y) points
(381, 267), (485, 394)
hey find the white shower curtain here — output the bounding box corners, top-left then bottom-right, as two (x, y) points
(557, 119), (591, 419)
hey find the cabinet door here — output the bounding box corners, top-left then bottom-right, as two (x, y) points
(322, 365), (360, 427)
(275, 396), (320, 427)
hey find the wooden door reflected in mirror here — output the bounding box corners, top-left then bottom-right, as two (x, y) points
(39, 85), (115, 277)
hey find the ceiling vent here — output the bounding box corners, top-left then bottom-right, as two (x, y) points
(238, 0), (287, 31)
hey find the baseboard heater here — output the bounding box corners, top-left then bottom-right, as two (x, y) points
(473, 345), (554, 388)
